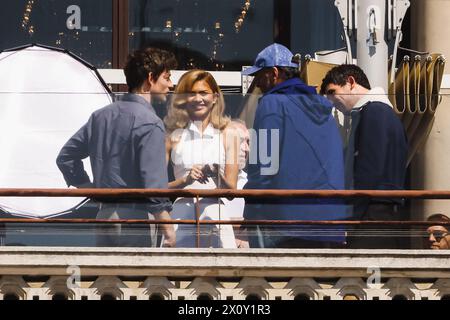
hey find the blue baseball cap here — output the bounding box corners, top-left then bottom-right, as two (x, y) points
(242, 43), (299, 76)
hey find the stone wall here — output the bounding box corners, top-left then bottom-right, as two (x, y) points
(1, 247), (449, 300)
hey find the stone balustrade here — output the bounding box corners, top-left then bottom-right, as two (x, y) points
(0, 247), (449, 300)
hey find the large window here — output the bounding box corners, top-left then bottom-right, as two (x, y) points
(290, 0), (343, 57)
(0, 0), (113, 68)
(0, 0), (346, 71)
(129, 0), (274, 71)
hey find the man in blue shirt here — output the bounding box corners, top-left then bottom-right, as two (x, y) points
(56, 48), (177, 247)
(242, 43), (348, 248)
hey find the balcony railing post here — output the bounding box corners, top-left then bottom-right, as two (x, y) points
(195, 195), (201, 248)
(0, 223), (4, 246)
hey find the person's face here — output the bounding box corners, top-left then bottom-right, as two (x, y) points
(253, 68), (277, 93)
(185, 80), (217, 121)
(427, 225), (450, 249)
(150, 70), (173, 102)
(235, 125), (250, 169)
(324, 81), (355, 115)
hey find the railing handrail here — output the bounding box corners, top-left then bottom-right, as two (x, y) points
(0, 218), (449, 226)
(2, 188), (450, 199)
(1, 189), (448, 248)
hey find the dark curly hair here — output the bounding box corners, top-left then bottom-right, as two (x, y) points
(124, 47), (178, 93)
(320, 64), (371, 95)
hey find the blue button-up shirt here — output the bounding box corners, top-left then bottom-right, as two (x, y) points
(56, 93), (172, 214)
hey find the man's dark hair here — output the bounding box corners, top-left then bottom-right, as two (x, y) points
(276, 66), (300, 81)
(320, 64), (371, 95)
(124, 47), (178, 93)
(427, 213), (450, 223)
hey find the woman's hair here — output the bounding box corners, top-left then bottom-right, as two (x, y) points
(164, 69), (229, 132)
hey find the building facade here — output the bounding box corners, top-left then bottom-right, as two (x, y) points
(1, 0), (450, 301)
(1, 247), (450, 300)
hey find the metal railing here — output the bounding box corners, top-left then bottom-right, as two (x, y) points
(1, 188), (450, 248)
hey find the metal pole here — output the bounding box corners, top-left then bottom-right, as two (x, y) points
(195, 195), (201, 248)
(357, 0), (389, 91)
(0, 223), (4, 246)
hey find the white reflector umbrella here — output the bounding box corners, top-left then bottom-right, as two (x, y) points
(0, 44), (113, 217)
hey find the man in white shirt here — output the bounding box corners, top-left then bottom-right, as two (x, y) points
(226, 119), (250, 247)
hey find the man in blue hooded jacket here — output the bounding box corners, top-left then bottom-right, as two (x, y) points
(242, 43), (349, 248)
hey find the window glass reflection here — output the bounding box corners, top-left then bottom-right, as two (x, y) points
(0, 0), (112, 68)
(291, 0), (343, 57)
(129, 0), (274, 71)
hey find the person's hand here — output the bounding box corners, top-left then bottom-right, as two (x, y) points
(162, 225), (176, 248)
(235, 230), (249, 248)
(185, 165), (208, 185)
(236, 238), (249, 248)
(153, 211), (176, 247)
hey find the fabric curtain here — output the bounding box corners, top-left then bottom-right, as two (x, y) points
(389, 54), (446, 164)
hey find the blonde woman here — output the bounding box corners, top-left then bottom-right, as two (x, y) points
(165, 70), (239, 248)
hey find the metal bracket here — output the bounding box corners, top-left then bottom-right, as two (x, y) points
(336, 0), (410, 35)
(367, 6), (380, 48)
(335, 0), (350, 33)
(335, 0), (410, 66)
(389, 0), (411, 83)
(334, 0), (356, 36)
(334, 0), (355, 62)
(389, 30), (402, 84)
(389, 0), (410, 37)
(394, 0), (410, 30)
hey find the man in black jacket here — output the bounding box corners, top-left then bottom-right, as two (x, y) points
(321, 64), (408, 249)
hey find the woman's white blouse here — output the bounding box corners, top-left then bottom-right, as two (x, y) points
(170, 121), (225, 189)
